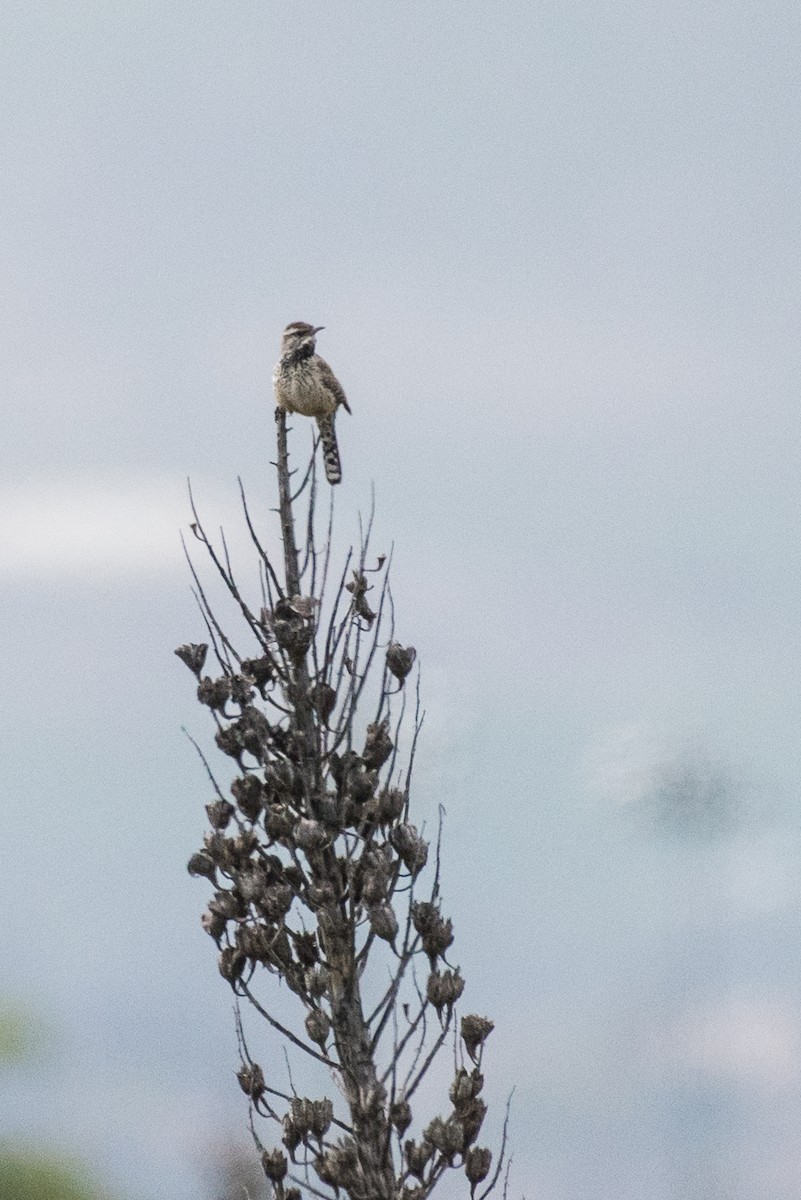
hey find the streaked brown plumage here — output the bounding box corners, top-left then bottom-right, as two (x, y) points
(272, 322), (351, 484)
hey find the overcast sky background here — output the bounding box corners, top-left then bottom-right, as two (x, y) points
(3, 2), (801, 1198)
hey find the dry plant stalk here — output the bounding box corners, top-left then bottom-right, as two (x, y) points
(177, 412), (506, 1199)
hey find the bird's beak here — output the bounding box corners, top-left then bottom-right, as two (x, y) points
(313, 326), (325, 334)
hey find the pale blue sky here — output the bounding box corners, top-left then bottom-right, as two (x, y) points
(3, 3), (801, 1198)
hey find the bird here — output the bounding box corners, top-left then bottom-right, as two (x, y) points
(272, 322), (351, 484)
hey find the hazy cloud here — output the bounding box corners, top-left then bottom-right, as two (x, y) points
(0, 473), (260, 582)
(586, 721), (743, 838)
(674, 995), (801, 1091)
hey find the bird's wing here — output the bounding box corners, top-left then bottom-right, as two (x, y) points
(317, 358), (351, 414)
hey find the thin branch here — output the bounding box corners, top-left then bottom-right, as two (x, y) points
(187, 481), (269, 649)
(404, 1011), (453, 1102)
(287, 1173), (333, 1200)
(182, 727), (227, 803)
(237, 979), (339, 1071)
(380, 993), (428, 1087)
(274, 410), (301, 595)
(237, 476), (284, 599)
(478, 1090), (515, 1200)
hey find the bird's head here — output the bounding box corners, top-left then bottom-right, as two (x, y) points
(281, 321), (324, 356)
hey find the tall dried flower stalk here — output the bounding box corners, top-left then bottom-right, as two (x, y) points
(176, 412), (507, 1199)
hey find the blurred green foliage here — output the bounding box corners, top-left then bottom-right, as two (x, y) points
(0, 1002), (109, 1199)
(0, 1151), (99, 1200)
(0, 1000), (41, 1065)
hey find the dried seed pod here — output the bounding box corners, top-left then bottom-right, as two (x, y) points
(229, 674), (255, 706)
(234, 921), (256, 959)
(266, 724), (293, 759)
(237, 706), (272, 759)
(314, 1154), (338, 1187)
(231, 829), (258, 858)
(349, 766), (377, 804)
(304, 966), (330, 999)
(377, 786), (406, 824)
(360, 843), (393, 903)
(368, 902), (398, 944)
(423, 1114), (463, 1159)
(264, 803), (294, 841)
(411, 901), (437, 935)
(272, 597), (296, 620)
(205, 798), (235, 829)
(327, 750), (345, 787)
(346, 569), (376, 624)
(283, 863), (305, 892)
(290, 1098), (310, 1134)
(236, 1061), (265, 1101)
(203, 830), (227, 863)
(174, 642), (208, 676)
(288, 594), (319, 619)
(289, 1096), (321, 1136)
(231, 775), (265, 820)
(294, 818), (330, 854)
(313, 1138), (357, 1187)
(404, 1138), (433, 1180)
(366, 842), (394, 871)
(236, 863), (269, 903)
(283, 965), (305, 996)
(197, 675), (231, 711)
(412, 900), (455, 962)
(450, 1067), (484, 1108)
(391, 823), (429, 876)
(274, 618), (313, 661)
(241, 654), (274, 691)
(265, 760), (300, 798)
(308, 1098), (334, 1139)
(236, 924), (268, 962)
(267, 927), (294, 970)
(386, 642), (416, 682)
(315, 791), (341, 827)
(204, 832), (244, 874)
(465, 1146), (492, 1189)
(261, 882), (293, 921)
(263, 853), (285, 880)
(187, 851), (216, 880)
(200, 909), (226, 939)
(312, 681), (337, 724)
(426, 969), (465, 1015)
(261, 1148), (288, 1182)
(461, 1015), (495, 1063)
(390, 1098), (412, 1135)
(215, 724), (244, 759)
(293, 931), (319, 967)
(209, 889), (243, 920)
(305, 1008), (331, 1047)
(305, 881), (336, 909)
(218, 947), (246, 982)
(282, 1111), (302, 1155)
(460, 1097), (487, 1146)
(362, 864), (390, 906)
(363, 720), (393, 769)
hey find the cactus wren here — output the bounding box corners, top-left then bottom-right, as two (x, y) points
(272, 322), (351, 484)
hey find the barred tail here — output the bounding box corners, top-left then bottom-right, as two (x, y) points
(316, 414), (342, 484)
